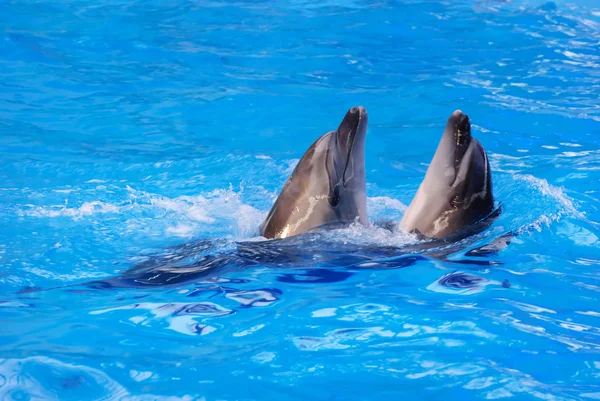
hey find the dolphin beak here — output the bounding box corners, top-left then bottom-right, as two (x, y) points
(442, 110), (472, 186)
(336, 106), (368, 186)
(448, 110), (471, 148)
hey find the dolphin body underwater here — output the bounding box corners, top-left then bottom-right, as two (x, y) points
(19, 108), (513, 293)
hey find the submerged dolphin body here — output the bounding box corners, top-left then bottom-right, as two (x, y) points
(19, 229), (511, 292)
(399, 110), (496, 239)
(259, 106), (369, 239)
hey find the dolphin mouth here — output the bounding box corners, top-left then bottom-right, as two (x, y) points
(452, 110), (471, 148)
(341, 106), (367, 186)
(449, 110), (472, 186)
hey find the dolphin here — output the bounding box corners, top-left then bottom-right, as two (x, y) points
(399, 110), (495, 239)
(259, 106), (369, 239)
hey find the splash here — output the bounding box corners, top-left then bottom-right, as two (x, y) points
(17, 183), (415, 246)
(12, 170), (590, 267)
(18, 184), (267, 241)
(20, 200), (123, 219)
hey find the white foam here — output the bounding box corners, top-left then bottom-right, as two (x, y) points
(21, 266), (107, 282)
(18, 181), (416, 247)
(19, 185), (266, 240)
(166, 224), (197, 238)
(16, 169), (583, 250)
(320, 221), (419, 248)
(287, 195), (413, 248)
(501, 173), (585, 236)
(367, 196), (408, 216)
(514, 174), (580, 217)
(21, 200), (122, 219)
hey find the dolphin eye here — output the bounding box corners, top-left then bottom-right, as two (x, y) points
(329, 185), (340, 207)
(450, 195), (461, 208)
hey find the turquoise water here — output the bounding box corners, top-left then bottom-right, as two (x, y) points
(2, 0), (600, 399)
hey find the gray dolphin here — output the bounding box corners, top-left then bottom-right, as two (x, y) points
(399, 110), (495, 239)
(259, 106), (369, 239)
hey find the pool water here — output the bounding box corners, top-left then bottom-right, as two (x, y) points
(1, 0), (600, 399)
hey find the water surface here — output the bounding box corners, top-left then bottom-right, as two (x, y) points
(1, 0), (600, 400)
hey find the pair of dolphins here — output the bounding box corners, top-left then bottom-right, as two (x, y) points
(20, 107), (501, 293)
(258, 106), (495, 242)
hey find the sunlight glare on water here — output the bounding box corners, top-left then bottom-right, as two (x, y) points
(1, 0), (600, 400)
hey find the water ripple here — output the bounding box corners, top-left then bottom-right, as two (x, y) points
(2, 0), (600, 399)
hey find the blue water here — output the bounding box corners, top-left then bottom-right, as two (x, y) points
(2, 0), (600, 399)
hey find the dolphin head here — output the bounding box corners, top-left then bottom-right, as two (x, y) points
(399, 110), (494, 239)
(259, 106), (368, 239)
(327, 106), (368, 222)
